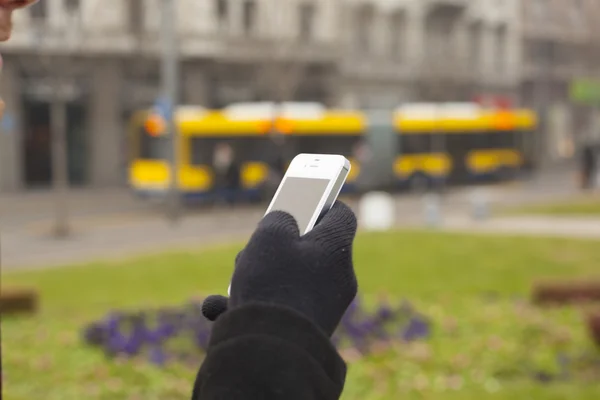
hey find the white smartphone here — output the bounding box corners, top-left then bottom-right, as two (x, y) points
(228, 153), (351, 295)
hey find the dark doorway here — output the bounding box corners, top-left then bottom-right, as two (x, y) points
(22, 100), (89, 188)
(23, 101), (51, 187)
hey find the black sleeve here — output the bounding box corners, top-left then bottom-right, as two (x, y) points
(191, 303), (347, 400)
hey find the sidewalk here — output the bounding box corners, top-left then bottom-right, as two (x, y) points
(441, 215), (600, 240)
(0, 188), (154, 229)
(3, 206), (600, 272)
(1, 207), (265, 272)
(3, 172), (597, 272)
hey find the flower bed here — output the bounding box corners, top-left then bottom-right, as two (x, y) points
(82, 296), (432, 366)
(81, 294), (600, 384)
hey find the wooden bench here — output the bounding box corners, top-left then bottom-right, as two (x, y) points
(0, 287), (39, 315)
(532, 281), (600, 305)
(532, 280), (600, 349)
(587, 311), (600, 347)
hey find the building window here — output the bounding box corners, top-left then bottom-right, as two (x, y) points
(242, 0), (257, 34)
(64, 0), (80, 12)
(216, 0), (228, 26)
(569, 0), (584, 25)
(495, 25), (507, 74)
(129, 0), (144, 35)
(29, 0), (48, 20)
(298, 2), (316, 41)
(426, 19), (455, 66)
(469, 22), (482, 70)
(355, 7), (373, 54)
(388, 12), (406, 60)
(528, 39), (554, 64)
(531, 0), (546, 20)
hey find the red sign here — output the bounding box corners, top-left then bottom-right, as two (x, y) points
(473, 95), (513, 109)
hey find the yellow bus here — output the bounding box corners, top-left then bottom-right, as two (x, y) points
(128, 102), (366, 201)
(262, 103), (366, 192)
(128, 102), (537, 200)
(393, 103), (537, 187)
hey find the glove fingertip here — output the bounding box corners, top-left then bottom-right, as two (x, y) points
(202, 295), (229, 321)
(314, 201), (358, 235)
(333, 200), (357, 218)
(258, 210), (301, 238)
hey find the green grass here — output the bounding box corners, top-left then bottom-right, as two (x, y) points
(3, 230), (600, 400)
(506, 195), (600, 216)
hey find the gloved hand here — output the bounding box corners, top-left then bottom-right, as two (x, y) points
(202, 201), (358, 337)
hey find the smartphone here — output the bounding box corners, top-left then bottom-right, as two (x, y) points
(228, 153), (350, 295)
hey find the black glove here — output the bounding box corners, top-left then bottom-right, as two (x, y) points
(202, 201), (358, 337)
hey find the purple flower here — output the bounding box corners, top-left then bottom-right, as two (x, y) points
(105, 313), (123, 334)
(82, 294), (434, 366)
(106, 333), (127, 357)
(401, 316), (431, 342)
(376, 304), (394, 321)
(149, 347), (168, 366)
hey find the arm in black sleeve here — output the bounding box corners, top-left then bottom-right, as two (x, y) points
(192, 303), (347, 400)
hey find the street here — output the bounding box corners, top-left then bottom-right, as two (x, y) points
(2, 168), (598, 271)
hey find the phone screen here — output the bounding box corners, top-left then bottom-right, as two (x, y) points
(268, 177), (330, 234)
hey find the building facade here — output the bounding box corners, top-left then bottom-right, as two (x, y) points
(1, 0), (598, 192)
(337, 0), (522, 108)
(519, 0), (600, 165)
(1, 0), (342, 191)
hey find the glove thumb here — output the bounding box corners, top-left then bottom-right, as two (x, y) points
(202, 295), (229, 321)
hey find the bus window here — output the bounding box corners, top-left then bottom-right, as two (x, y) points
(190, 138), (219, 165)
(189, 136), (274, 166)
(399, 134), (432, 154)
(490, 131), (515, 148)
(447, 132), (478, 153)
(139, 127), (169, 159)
(231, 137), (274, 163)
(473, 131), (491, 149)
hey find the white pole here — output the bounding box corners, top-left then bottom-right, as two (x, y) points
(49, 3), (83, 238)
(50, 78), (70, 237)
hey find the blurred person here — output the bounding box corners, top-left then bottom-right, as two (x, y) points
(264, 134), (287, 198)
(580, 142), (597, 190)
(212, 142), (240, 206)
(195, 201), (358, 400)
(270, 134), (287, 177)
(352, 139), (373, 194)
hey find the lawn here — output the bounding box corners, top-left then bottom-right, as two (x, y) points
(507, 195), (600, 216)
(2, 230), (600, 400)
